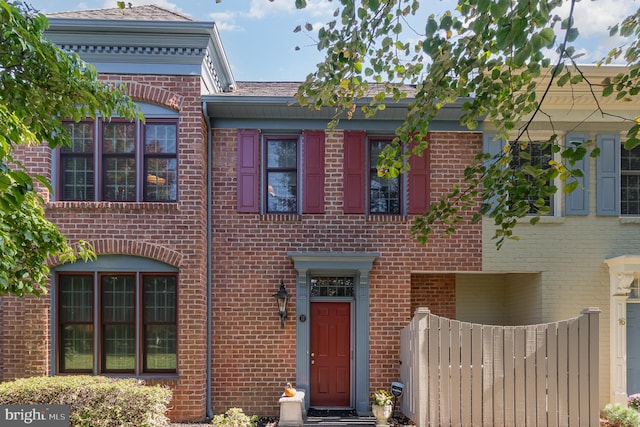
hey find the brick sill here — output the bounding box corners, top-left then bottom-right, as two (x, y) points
(46, 201), (179, 212)
(366, 214), (409, 223)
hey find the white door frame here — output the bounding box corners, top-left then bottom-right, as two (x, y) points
(605, 255), (640, 404)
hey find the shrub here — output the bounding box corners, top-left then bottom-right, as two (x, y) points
(601, 403), (640, 427)
(211, 407), (257, 427)
(629, 394), (640, 411)
(0, 375), (171, 427)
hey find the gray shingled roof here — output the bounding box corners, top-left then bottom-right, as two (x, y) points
(225, 81), (420, 98)
(46, 4), (193, 21)
(230, 82), (300, 97)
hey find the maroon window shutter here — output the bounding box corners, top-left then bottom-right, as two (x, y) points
(343, 131), (366, 214)
(237, 129), (260, 213)
(408, 135), (431, 214)
(303, 130), (325, 213)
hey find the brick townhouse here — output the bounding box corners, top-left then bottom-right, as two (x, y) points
(0, 5), (492, 421)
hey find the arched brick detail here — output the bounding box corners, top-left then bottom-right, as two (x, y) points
(47, 239), (183, 268)
(118, 81), (183, 112)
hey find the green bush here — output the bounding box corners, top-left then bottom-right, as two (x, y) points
(601, 403), (640, 427)
(0, 375), (171, 427)
(211, 408), (257, 427)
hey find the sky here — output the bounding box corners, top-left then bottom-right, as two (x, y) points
(27, 0), (639, 82)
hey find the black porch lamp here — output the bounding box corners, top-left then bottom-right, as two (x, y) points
(273, 280), (291, 329)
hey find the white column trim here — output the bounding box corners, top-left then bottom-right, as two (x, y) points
(605, 256), (640, 404)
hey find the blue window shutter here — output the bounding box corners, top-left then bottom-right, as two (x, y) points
(483, 133), (506, 161)
(565, 133), (590, 215)
(237, 129), (260, 213)
(302, 130), (325, 213)
(596, 134), (620, 216)
(483, 134), (507, 212)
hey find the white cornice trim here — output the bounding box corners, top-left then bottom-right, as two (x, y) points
(45, 18), (235, 94)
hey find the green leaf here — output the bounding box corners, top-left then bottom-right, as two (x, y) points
(425, 16), (438, 36)
(478, 0), (491, 13)
(563, 180), (579, 194)
(624, 133), (640, 150)
(557, 71), (571, 87)
(539, 28), (555, 46)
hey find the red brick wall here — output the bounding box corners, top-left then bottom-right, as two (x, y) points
(410, 273), (457, 319)
(4, 80), (483, 421)
(211, 129), (482, 415)
(3, 74), (208, 422)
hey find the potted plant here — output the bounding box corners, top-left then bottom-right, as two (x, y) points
(371, 389), (393, 426)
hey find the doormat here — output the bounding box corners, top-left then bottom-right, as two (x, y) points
(306, 408), (358, 418)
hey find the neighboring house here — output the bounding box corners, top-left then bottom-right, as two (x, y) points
(1, 5), (234, 421)
(4, 4), (635, 423)
(478, 65), (640, 409)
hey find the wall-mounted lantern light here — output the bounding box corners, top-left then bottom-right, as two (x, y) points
(273, 280), (291, 329)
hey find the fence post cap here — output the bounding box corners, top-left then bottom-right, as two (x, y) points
(415, 307), (430, 315)
(581, 307), (601, 314)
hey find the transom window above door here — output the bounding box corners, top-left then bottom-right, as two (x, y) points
(628, 278), (640, 299)
(310, 276), (355, 297)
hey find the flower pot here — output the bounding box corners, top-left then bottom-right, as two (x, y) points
(372, 403), (393, 426)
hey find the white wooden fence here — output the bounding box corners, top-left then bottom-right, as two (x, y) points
(399, 307), (600, 427)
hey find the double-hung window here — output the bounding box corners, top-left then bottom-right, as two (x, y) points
(484, 135), (556, 216)
(102, 121), (137, 201)
(57, 269), (177, 375)
(621, 144), (640, 215)
(60, 121), (95, 200)
(510, 140), (554, 215)
(369, 138), (401, 214)
(265, 136), (298, 213)
(59, 115), (178, 202)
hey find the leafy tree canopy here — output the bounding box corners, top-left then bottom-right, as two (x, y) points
(290, 0), (640, 247)
(0, 1), (138, 296)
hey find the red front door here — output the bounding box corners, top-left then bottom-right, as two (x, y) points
(310, 302), (351, 407)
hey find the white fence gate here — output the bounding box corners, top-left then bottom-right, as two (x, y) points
(399, 307), (600, 426)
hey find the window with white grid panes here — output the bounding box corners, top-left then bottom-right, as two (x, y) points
(622, 145), (640, 215)
(510, 140), (554, 214)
